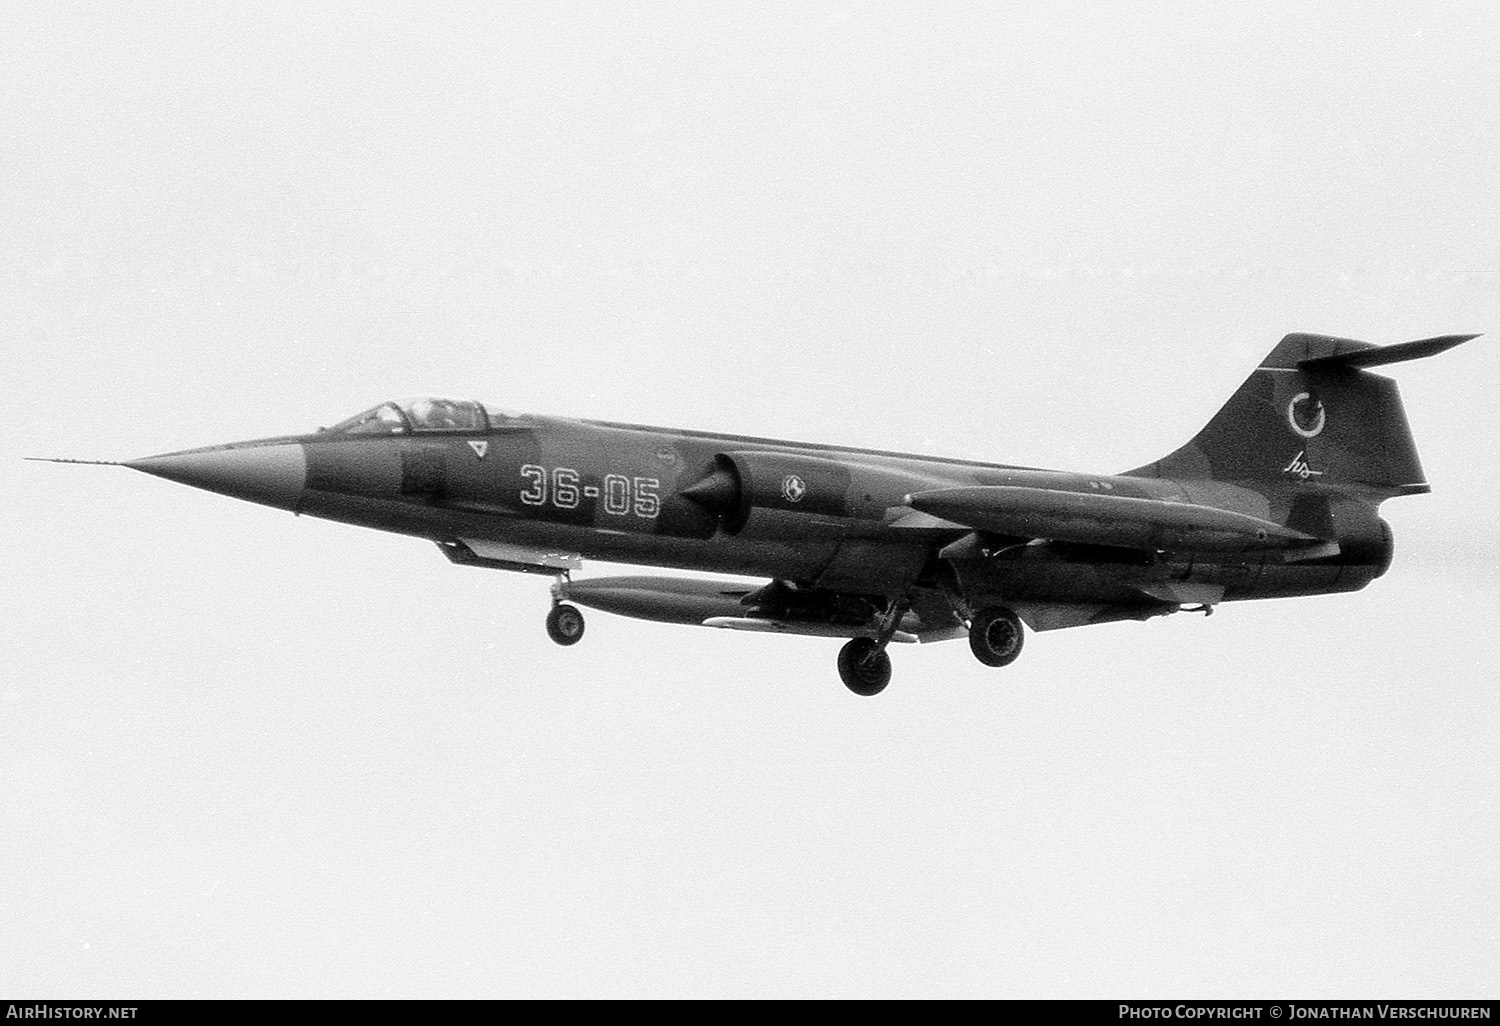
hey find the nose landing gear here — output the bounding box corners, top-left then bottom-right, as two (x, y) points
(545, 603), (586, 646)
(546, 573), (586, 646)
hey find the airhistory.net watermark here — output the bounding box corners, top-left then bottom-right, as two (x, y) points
(6, 1008), (138, 1020)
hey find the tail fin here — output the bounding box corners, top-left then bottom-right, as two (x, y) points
(1125, 332), (1477, 498)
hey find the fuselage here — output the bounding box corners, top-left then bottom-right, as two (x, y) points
(133, 405), (1390, 612)
(69, 328), (1471, 696)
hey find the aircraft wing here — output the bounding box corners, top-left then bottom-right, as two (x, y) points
(905, 486), (1322, 553)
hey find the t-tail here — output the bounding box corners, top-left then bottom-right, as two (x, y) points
(1126, 332), (1479, 501)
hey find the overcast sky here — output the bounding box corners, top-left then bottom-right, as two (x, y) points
(5, 1), (1499, 998)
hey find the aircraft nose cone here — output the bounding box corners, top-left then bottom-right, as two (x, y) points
(127, 443), (307, 511)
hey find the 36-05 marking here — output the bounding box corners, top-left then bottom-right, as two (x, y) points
(519, 466), (659, 518)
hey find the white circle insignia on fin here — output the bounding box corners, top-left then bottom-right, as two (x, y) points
(1287, 392), (1326, 438)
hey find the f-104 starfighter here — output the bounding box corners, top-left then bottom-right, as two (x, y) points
(37, 331), (1476, 695)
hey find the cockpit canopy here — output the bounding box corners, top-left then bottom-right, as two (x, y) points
(329, 398), (491, 435)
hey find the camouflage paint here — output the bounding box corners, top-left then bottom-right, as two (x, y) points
(122, 332), (1471, 640)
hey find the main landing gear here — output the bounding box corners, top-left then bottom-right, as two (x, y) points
(837, 638), (892, 696)
(835, 593), (911, 697)
(968, 606), (1024, 667)
(834, 602), (1026, 696)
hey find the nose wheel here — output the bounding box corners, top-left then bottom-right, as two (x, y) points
(546, 603), (586, 646)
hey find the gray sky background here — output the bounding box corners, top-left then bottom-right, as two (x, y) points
(5, 1), (1498, 998)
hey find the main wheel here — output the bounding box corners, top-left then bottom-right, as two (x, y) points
(837, 637), (892, 696)
(546, 603), (586, 646)
(968, 606), (1024, 667)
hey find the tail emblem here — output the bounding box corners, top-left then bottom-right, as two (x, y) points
(1287, 392), (1326, 438)
(1283, 449), (1324, 481)
(782, 474), (807, 503)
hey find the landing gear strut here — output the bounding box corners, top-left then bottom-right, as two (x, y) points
(835, 593), (910, 696)
(546, 603), (586, 646)
(546, 573), (586, 646)
(837, 638), (892, 696)
(969, 606), (1024, 667)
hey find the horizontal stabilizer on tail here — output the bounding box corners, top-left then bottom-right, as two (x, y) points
(1297, 333), (1480, 372)
(1128, 329), (1478, 496)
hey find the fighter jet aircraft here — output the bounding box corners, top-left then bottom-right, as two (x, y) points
(35, 331), (1476, 695)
